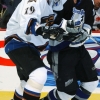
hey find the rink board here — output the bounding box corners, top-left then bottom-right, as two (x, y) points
(0, 92), (100, 100)
(0, 29), (100, 100)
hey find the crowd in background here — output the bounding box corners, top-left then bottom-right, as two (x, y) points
(0, 0), (100, 30)
(0, 0), (21, 28)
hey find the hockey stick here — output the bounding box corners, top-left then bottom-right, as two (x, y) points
(88, 35), (100, 46)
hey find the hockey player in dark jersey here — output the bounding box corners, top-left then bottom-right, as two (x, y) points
(27, 0), (100, 100)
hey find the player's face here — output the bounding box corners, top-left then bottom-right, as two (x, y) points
(94, 0), (100, 9)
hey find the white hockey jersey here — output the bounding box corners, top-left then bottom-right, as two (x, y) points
(5, 0), (55, 46)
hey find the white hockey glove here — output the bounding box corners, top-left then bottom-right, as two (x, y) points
(69, 24), (91, 47)
(66, 7), (85, 33)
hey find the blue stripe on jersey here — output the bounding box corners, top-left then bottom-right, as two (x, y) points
(48, 89), (57, 100)
(96, 68), (100, 76)
(5, 39), (40, 55)
(75, 88), (90, 99)
(31, 19), (38, 35)
(24, 88), (40, 97)
(49, 41), (71, 52)
(15, 90), (23, 98)
(26, 18), (38, 35)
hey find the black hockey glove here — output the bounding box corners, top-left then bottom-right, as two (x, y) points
(41, 25), (66, 41)
(69, 24), (91, 47)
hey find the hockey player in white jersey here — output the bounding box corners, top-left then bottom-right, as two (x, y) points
(4, 0), (56, 100)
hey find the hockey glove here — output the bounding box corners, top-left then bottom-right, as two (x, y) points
(42, 19), (83, 42)
(26, 18), (65, 41)
(42, 25), (66, 41)
(66, 7), (85, 33)
(69, 24), (91, 47)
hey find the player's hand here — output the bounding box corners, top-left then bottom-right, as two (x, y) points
(42, 26), (65, 41)
(69, 24), (91, 47)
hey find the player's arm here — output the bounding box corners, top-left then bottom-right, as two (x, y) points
(69, 0), (95, 47)
(24, 0), (62, 41)
(19, 0), (48, 35)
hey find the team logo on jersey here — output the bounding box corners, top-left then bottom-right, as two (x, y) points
(73, 7), (85, 15)
(53, 0), (60, 6)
